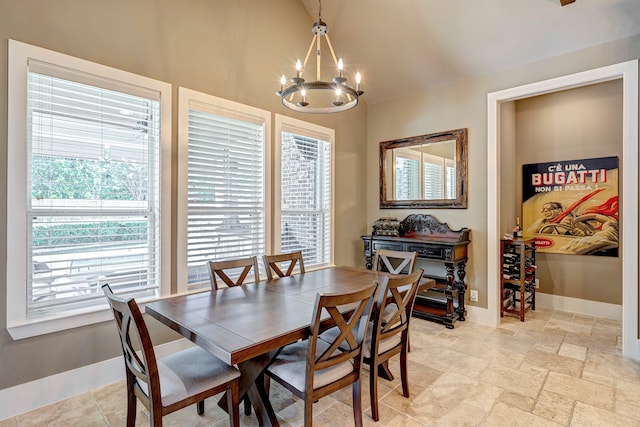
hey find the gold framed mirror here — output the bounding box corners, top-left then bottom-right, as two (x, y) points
(380, 128), (468, 209)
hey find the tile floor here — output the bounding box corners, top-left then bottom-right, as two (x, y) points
(2, 307), (640, 426)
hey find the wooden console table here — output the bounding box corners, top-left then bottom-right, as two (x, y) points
(362, 214), (470, 328)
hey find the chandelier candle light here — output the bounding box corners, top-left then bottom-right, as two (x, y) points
(276, 0), (364, 113)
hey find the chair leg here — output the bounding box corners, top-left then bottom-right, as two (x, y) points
(304, 395), (314, 427)
(352, 380), (364, 427)
(197, 400), (204, 415)
(369, 363), (380, 422)
(243, 396), (252, 415)
(227, 381), (240, 427)
(150, 406), (162, 427)
(400, 349), (410, 398)
(264, 374), (271, 396)
(126, 388), (137, 427)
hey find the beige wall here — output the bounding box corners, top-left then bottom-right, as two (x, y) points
(0, 0), (368, 390)
(367, 35), (640, 310)
(514, 81), (623, 304)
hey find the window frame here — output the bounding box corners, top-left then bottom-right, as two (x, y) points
(6, 40), (172, 339)
(273, 114), (335, 269)
(176, 87), (271, 293)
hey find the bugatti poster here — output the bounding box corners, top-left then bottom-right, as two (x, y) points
(522, 156), (618, 256)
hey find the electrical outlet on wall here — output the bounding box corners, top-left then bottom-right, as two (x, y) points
(470, 289), (478, 302)
(535, 278), (540, 289)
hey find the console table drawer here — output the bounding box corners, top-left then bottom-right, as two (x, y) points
(372, 241), (404, 252)
(407, 244), (445, 260)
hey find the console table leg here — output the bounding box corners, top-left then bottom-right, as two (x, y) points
(456, 261), (467, 321)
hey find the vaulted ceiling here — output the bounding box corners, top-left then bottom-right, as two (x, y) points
(299, 0), (640, 105)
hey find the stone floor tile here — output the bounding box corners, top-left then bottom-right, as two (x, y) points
(544, 371), (614, 410)
(497, 391), (535, 412)
(614, 400), (640, 423)
(481, 402), (563, 427)
(0, 418), (17, 427)
(478, 363), (545, 399)
(584, 350), (640, 381)
(524, 348), (584, 377)
(570, 401), (637, 427)
(558, 342), (588, 361)
(533, 390), (574, 425)
(615, 377), (640, 407)
(544, 318), (593, 336)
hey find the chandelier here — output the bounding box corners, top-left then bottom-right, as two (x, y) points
(276, 0), (364, 113)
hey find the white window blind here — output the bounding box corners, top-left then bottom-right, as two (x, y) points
(27, 71), (161, 315)
(446, 160), (456, 199)
(185, 107), (265, 289)
(423, 157), (444, 199)
(395, 156), (420, 200)
(280, 132), (331, 268)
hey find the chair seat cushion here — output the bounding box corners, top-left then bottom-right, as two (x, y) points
(267, 340), (354, 393)
(158, 346), (240, 407)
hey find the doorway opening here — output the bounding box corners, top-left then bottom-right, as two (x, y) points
(486, 60), (639, 359)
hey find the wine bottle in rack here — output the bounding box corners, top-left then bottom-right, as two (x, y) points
(513, 217), (523, 239)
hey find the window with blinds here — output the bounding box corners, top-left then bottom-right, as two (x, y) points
(26, 71), (162, 315)
(280, 131), (332, 268)
(182, 95), (266, 290)
(7, 41), (170, 336)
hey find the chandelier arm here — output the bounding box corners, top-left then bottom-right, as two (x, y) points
(303, 34), (317, 70)
(324, 34), (339, 66)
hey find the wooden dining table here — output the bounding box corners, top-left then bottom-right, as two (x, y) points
(145, 265), (386, 427)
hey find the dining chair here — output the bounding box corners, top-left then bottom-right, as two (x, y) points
(207, 256), (260, 415)
(372, 249), (418, 274)
(263, 250), (305, 280)
(101, 284), (240, 427)
(364, 268), (423, 421)
(208, 256), (260, 290)
(266, 283), (378, 427)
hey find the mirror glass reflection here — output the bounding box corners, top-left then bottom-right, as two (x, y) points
(386, 140), (456, 201)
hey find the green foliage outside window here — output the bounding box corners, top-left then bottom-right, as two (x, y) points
(31, 156), (148, 201)
(31, 156), (149, 248)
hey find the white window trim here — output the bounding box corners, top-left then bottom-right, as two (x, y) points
(6, 40), (172, 339)
(176, 87), (271, 294)
(273, 114), (335, 267)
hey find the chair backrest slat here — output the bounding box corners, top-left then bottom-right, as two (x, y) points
(208, 256), (260, 290)
(373, 249), (418, 274)
(263, 251), (305, 280)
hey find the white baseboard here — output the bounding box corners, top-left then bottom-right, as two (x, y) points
(535, 292), (622, 321)
(466, 292), (622, 326)
(0, 339), (191, 421)
(466, 304), (496, 326)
